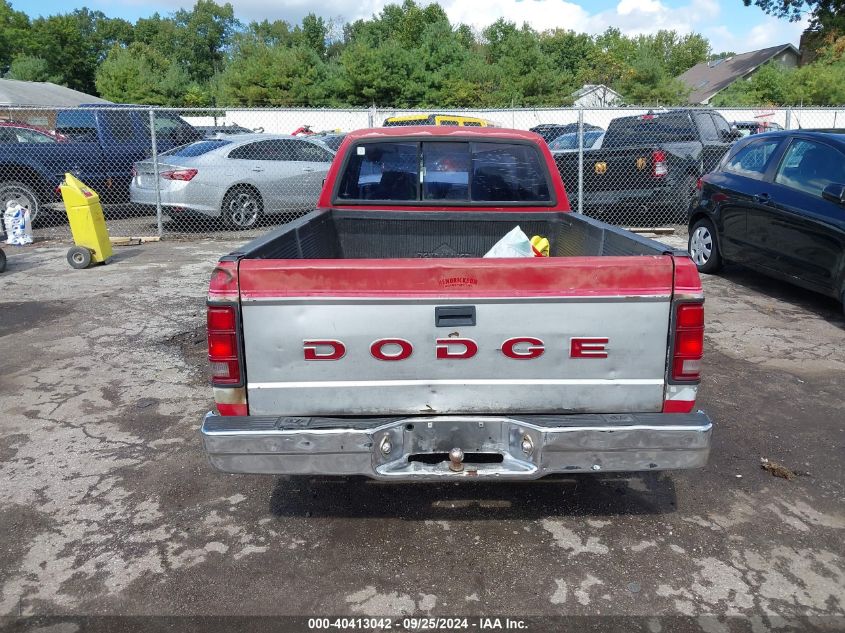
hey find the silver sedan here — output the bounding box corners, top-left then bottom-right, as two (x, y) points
(130, 134), (335, 229)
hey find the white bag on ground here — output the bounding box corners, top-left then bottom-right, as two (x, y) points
(4, 201), (33, 246)
(484, 225), (533, 258)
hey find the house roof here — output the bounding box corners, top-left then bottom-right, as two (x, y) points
(0, 79), (110, 107)
(571, 84), (622, 99)
(677, 44), (799, 104)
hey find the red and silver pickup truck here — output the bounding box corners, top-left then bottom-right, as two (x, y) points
(201, 126), (711, 480)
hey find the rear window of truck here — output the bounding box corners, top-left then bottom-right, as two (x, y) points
(603, 113), (697, 147)
(336, 140), (551, 204)
(56, 110), (98, 141)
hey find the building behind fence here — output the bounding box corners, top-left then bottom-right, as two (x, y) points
(1, 105), (843, 243)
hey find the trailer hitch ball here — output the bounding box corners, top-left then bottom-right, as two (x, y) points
(448, 447), (464, 472)
(521, 434), (534, 456)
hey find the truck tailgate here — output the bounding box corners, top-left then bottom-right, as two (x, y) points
(238, 257), (674, 416)
(558, 147), (669, 199)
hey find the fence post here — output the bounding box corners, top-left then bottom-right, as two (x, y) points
(577, 107), (584, 214)
(785, 107), (793, 130)
(368, 105), (375, 128)
(149, 108), (163, 238)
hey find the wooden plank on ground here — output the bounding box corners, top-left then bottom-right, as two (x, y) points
(109, 236), (161, 246)
(626, 227), (675, 235)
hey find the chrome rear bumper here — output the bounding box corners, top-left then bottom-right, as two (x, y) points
(201, 411), (712, 480)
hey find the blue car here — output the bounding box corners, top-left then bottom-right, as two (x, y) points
(688, 130), (845, 314)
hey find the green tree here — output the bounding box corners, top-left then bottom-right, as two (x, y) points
(241, 19), (295, 48)
(295, 13), (328, 58)
(71, 8), (134, 63)
(617, 51), (692, 105)
(445, 53), (508, 107)
(4, 55), (58, 82)
(172, 0), (238, 83)
(342, 0), (450, 49)
(28, 15), (93, 92)
(742, 0), (844, 33)
(0, 0), (30, 71)
(2, 0), (733, 107)
(539, 29), (596, 86)
(790, 60), (845, 103)
(95, 42), (190, 104)
(645, 31), (710, 77)
(217, 43), (329, 106)
(712, 61), (792, 105)
(480, 21), (566, 105)
(577, 47), (631, 87)
(482, 19), (520, 62)
(577, 28), (639, 89)
(337, 40), (423, 106)
(134, 13), (180, 59)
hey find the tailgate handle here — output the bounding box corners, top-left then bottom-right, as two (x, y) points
(435, 305), (476, 327)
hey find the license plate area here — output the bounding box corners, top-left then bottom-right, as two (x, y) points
(403, 419), (504, 454)
(374, 418), (537, 478)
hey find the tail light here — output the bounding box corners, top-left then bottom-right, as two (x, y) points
(161, 168), (198, 181)
(671, 302), (704, 382)
(208, 262), (246, 416)
(207, 305), (241, 385)
(652, 150), (668, 177)
(696, 177), (702, 190)
(131, 166), (137, 178)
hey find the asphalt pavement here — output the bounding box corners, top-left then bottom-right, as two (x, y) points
(0, 238), (842, 632)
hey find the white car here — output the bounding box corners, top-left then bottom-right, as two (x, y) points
(130, 134), (335, 229)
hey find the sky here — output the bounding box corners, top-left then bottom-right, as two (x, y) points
(12, 0), (807, 55)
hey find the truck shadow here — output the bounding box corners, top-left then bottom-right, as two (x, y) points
(268, 472), (677, 520)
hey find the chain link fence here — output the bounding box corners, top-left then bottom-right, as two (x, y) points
(2, 105), (843, 244)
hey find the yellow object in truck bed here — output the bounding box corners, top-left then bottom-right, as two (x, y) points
(60, 173), (112, 268)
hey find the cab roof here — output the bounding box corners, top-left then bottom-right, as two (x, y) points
(344, 126), (544, 143)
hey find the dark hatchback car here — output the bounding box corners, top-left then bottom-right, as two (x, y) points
(688, 130), (845, 313)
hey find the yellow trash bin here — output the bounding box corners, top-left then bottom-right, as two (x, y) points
(60, 173), (113, 269)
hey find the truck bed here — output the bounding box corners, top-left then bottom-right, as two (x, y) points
(228, 208), (670, 261)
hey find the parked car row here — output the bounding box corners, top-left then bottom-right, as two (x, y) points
(0, 106), (203, 223)
(0, 107), (352, 230)
(530, 113), (796, 222)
